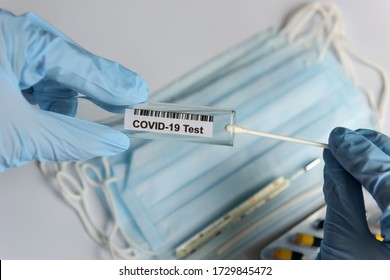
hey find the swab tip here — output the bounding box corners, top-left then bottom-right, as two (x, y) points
(225, 124), (234, 133)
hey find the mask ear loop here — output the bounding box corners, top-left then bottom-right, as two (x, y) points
(319, 3), (388, 125)
(78, 158), (155, 259)
(340, 40), (389, 123)
(281, 1), (388, 127)
(40, 162), (96, 235)
(317, 6), (361, 85)
(281, 3), (319, 41)
(39, 162), (109, 248)
(40, 160), (155, 259)
(281, 1), (335, 42)
(282, 3), (354, 81)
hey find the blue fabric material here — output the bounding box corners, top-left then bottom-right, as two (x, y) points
(99, 27), (377, 258)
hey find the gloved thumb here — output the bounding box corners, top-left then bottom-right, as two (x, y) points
(320, 149), (378, 259)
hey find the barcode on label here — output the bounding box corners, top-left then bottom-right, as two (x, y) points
(133, 109), (214, 122)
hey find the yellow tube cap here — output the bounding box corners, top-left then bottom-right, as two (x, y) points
(294, 233), (315, 246)
(272, 249), (303, 260)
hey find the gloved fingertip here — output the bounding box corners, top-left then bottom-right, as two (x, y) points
(92, 71), (149, 106)
(126, 74), (149, 105)
(328, 127), (352, 147)
(322, 148), (341, 172)
(330, 126), (351, 136)
(322, 149), (338, 187)
(328, 127), (363, 155)
(356, 128), (387, 144)
(355, 128), (376, 136)
(136, 75), (149, 100)
(103, 129), (130, 155)
(323, 148), (334, 163)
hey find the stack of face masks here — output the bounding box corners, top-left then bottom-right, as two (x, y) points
(41, 1), (387, 259)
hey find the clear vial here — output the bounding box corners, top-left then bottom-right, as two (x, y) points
(27, 95), (326, 148)
(102, 102), (236, 146)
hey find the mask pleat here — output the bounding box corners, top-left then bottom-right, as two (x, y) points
(40, 3), (382, 259)
(108, 29), (378, 256)
(125, 41), (319, 191)
(153, 28), (279, 103)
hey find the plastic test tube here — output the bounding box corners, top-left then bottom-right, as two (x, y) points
(103, 102), (237, 146)
(101, 102), (328, 148)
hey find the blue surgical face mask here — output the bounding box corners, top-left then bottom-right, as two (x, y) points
(119, 51), (376, 258)
(41, 2), (385, 259)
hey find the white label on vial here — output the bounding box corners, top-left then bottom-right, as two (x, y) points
(124, 108), (214, 138)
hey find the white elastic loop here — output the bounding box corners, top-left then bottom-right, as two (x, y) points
(333, 40), (359, 83)
(283, 4), (319, 41)
(313, 6), (333, 43)
(39, 162), (61, 178)
(281, 0), (388, 125)
(106, 222), (137, 260)
(97, 165), (155, 256)
(56, 170), (107, 246)
(316, 4), (360, 84)
(56, 171), (83, 201)
(42, 158), (155, 259)
(318, 17), (340, 59)
(283, 2), (335, 40)
(102, 156), (111, 178)
(80, 163), (104, 187)
(343, 39), (389, 121)
(40, 162), (104, 246)
(67, 157), (155, 258)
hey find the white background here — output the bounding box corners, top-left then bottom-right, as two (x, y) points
(0, 0), (389, 259)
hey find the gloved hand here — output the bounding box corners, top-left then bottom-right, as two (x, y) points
(0, 10), (148, 172)
(318, 127), (390, 259)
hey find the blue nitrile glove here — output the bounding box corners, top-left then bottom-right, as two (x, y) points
(318, 127), (390, 259)
(0, 10), (148, 172)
